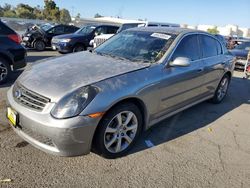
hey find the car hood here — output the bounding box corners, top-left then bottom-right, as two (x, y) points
(53, 33), (86, 39)
(18, 51), (150, 102)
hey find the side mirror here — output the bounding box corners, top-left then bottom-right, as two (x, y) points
(169, 57), (191, 67)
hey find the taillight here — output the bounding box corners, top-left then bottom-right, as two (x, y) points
(8, 34), (21, 44)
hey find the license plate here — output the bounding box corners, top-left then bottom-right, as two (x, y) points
(52, 45), (57, 50)
(7, 107), (18, 127)
(22, 37), (29, 41)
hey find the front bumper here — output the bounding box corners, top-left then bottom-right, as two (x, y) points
(7, 87), (100, 157)
(51, 42), (72, 53)
(235, 58), (247, 70)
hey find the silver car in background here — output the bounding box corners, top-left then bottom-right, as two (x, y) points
(7, 27), (235, 158)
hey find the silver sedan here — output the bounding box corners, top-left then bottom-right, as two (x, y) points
(7, 27), (235, 158)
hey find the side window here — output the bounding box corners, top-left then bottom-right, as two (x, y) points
(216, 40), (223, 55)
(65, 26), (75, 33)
(107, 26), (118, 34)
(199, 35), (218, 58)
(95, 26), (107, 35)
(172, 35), (200, 61)
(54, 26), (65, 34)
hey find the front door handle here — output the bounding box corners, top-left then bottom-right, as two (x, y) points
(197, 68), (204, 72)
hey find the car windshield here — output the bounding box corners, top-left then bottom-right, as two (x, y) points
(40, 24), (53, 32)
(94, 30), (176, 63)
(75, 25), (96, 35)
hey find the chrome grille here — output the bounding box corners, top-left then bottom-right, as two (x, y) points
(94, 38), (107, 47)
(13, 84), (50, 111)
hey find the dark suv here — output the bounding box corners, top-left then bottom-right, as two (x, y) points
(0, 20), (26, 84)
(22, 24), (79, 51)
(51, 24), (119, 53)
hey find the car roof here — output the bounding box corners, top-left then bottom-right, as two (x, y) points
(81, 24), (119, 27)
(127, 26), (199, 35)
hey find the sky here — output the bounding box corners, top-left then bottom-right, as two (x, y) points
(2, 0), (250, 28)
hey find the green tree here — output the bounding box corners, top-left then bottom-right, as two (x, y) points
(43, 0), (59, 21)
(60, 8), (71, 24)
(0, 6), (3, 17)
(207, 27), (219, 34)
(16, 4), (36, 19)
(94, 13), (103, 18)
(33, 5), (44, 20)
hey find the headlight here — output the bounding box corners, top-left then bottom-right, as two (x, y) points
(60, 39), (71, 43)
(51, 86), (98, 119)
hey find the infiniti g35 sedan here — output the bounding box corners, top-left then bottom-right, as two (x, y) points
(7, 27), (235, 158)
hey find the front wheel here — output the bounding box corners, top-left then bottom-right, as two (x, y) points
(211, 74), (230, 104)
(34, 40), (45, 51)
(73, 44), (85, 52)
(93, 103), (142, 159)
(0, 58), (11, 84)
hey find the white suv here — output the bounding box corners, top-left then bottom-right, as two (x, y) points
(93, 21), (180, 48)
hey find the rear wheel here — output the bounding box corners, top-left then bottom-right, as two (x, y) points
(211, 74), (230, 103)
(34, 40), (45, 51)
(73, 44), (85, 52)
(0, 58), (11, 84)
(93, 103), (142, 159)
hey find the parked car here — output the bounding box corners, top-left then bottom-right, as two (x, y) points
(51, 24), (119, 53)
(93, 21), (180, 47)
(229, 40), (250, 70)
(22, 24), (79, 51)
(0, 20), (26, 84)
(143, 21), (180, 27)
(93, 22), (144, 48)
(7, 27), (234, 158)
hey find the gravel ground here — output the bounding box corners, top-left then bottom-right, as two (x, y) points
(0, 50), (250, 188)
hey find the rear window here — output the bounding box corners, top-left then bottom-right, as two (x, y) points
(0, 21), (15, 35)
(200, 35), (219, 58)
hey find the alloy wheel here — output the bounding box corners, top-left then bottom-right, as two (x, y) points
(0, 62), (8, 81)
(104, 111), (138, 153)
(217, 77), (229, 101)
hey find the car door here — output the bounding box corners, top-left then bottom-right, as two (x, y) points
(156, 34), (206, 117)
(198, 34), (226, 95)
(46, 26), (65, 45)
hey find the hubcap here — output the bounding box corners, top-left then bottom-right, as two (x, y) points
(0, 62), (8, 81)
(217, 77), (228, 101)
(104, 111), (138, 153)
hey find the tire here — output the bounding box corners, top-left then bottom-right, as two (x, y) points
(34, 40), (45, 51)
(210, 74), (230, 104)
(0, 57), (11, 85)
(73, 44), (85, 52)
(93, 103), (143, 159)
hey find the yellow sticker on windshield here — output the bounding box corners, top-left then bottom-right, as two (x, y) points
(151, 33), (171, 40)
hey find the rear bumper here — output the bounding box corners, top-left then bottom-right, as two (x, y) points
(9, 47), (27, 70)
(7, 87), (100, 157)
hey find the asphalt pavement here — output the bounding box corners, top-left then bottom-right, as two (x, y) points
(0, 50), (250, 187)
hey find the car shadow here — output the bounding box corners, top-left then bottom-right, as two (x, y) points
(128, 76), (250, 156)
